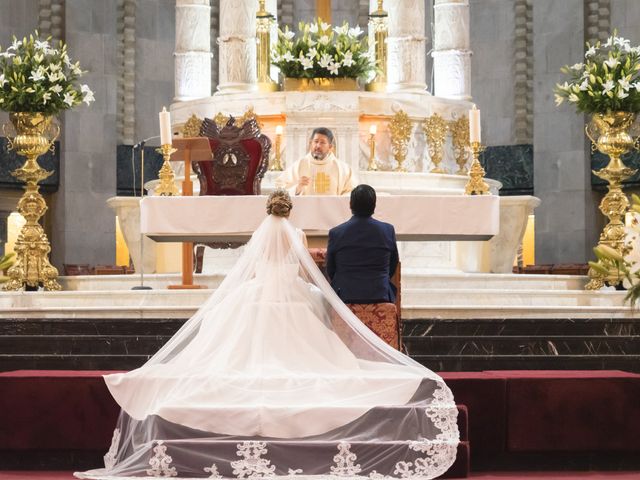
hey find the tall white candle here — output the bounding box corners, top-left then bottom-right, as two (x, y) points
(369, 124), (377, 135)
(469, 105), (481, 143)
(159, 106), (172, 145)
(275, 125), (283, 136)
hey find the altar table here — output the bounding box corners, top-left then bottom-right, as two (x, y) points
(140, 195), (499, 242)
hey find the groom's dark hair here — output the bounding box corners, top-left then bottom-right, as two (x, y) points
(311, 127), (334, 144)
(350, 184), (376, 217)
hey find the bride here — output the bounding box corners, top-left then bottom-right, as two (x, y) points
(77, 190), (459, 480)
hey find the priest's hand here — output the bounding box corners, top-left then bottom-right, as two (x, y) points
(296, 176), (311, 195)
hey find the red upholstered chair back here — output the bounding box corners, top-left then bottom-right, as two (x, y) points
(194, 116), (270, 196)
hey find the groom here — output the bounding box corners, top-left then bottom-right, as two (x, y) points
(326, 184), (399, 304)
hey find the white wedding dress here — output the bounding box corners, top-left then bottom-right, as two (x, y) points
(77, 214), (458, 480)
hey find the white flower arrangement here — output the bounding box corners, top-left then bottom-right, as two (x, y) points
(272, 19), (375, 81)
(554, 32), (640, 113)
(0, 31), (94, 115)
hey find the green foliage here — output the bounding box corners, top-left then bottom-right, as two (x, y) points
(0, 31), (94, 115)
(271, 19), (376, 81)
(555, 32), (640, 113)
(0, 252), (15, 283)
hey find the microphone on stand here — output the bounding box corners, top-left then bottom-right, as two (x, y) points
(131, 136), (160, 291)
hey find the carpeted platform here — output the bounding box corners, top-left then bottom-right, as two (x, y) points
(1, 370), (639, 475)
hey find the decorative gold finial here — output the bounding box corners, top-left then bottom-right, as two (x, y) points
(256, 0), (278, 92)
(214, 112), (229, 128)
(181, 114), (203, 138)
(270, 125), (284, 171)
(155, 144), (179, 196)
(465, 142), (490, 195)
(389, 110), (412, 172)
(423, 113), (448, 173)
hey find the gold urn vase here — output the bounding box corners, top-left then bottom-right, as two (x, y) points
(283, 77), (359, 92)
(2, 112), (61, 291)
(584, 111), (638, 290)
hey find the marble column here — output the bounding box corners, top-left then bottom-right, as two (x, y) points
(385, 0), (427, 92)
(175, 0), (211, 101)
(217, 0), (258, 93)
(432, 0), (472, 100)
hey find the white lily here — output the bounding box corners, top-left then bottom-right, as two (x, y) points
(34, 39), (49, 50)
(309, 23), (319, 34)
(571, 62), (583, 70)
(327, 61), (340, 76)
(82, 89), (95, 105)
(318, 35), (330, 46)
(283, 30), (295, 40)
(602, 80), (615, 93)
(341, 51), (354, 67)
(50, 84), (63, 94)
(282, 52), (295, 62)
(618, 78), (631, 90)
(579, 78), (589, 91)
(63, 91), (75, 107)
(320, 22), (330, 32)
(554, 94), (565, 106)
(604, 58), (619, 69)
(585, 46), (596, 57)
(307, 47), (318, 59)
(348, 26), (363, 38)
(568, 93), (579, 102)
(299, 55), (313, 70)
(334, 25), (349, 36)
(29, 68), (46, 82)
(617, 88), (629, 99)
(42, 92), (51, 104)
(318, 53), (332, 68)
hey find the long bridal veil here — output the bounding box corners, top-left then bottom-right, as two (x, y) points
(77, 208), (459, 480)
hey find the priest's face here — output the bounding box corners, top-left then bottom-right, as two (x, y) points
(310, 133), (333, 160)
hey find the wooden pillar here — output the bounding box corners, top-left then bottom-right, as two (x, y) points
(316, 0), (331, 22)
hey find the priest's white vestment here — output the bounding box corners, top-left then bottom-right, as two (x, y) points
(276, 152), (355, 195)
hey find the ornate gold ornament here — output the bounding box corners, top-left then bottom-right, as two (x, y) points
(181, 114), (203, 138)
(584, 111), (638, 290)
(155, 143), (180, 196)
(256, 0), (278, 92)
(2, 112), (61, 291)
(214, 112), (229, 128)
(464, 141), (491, 195)
(389, 110), (412, 172)
(449, 115), (471, 175)
(366, 0), (388, 92)
(423, 113), (448, 173)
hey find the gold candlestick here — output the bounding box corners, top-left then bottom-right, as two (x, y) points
(155, 144), (179, 196)
(366, 0), (388, 92)
(270, 126), (283, 171)
(256, 0), (278, 92)
(465, 141), (490, 195)
(2, 112), (61, 291)
(368, 128), (378, 171)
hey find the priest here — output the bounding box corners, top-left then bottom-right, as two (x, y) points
(276, 127), (355, 195)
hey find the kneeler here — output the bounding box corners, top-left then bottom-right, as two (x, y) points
(309, 248), (402, 351)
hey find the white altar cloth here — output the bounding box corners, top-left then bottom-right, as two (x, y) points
(141, 195), (499, 242)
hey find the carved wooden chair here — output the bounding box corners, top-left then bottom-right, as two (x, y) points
(194, 116), (270, 196)
(193, 116), (271, 258)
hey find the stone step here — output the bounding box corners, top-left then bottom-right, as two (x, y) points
(413, 354), (640, 373)
(403, 288), (627, 307)
(0, 335), (172, 355)
(0, 354), (150, 371)
(403, 305), (635, 319)
(0, 318), (184, 335)
(403, 318), (640, 336)
(402, 272), (587, 291)
(404, 335), (640, 355)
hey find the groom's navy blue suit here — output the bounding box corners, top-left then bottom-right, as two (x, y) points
(326, 215), (399, 304)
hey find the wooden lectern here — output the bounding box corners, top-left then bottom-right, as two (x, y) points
(167, 137), (212, 290)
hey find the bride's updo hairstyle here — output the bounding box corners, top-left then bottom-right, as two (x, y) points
(266, 189), (293, 218)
